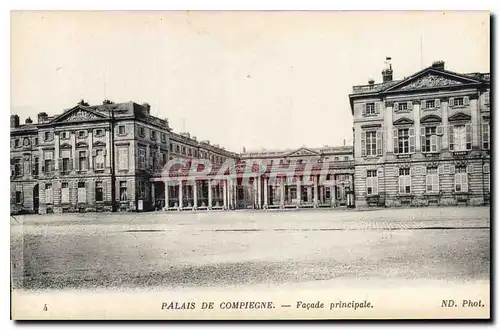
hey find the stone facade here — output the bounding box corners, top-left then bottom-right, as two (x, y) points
(349, 60), (490, 208)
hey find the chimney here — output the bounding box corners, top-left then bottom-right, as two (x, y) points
(25, 117), (33, 124)
(381, 57), (393, 82)
(368, 78), (375, 86)
(242, 146), (246, 153)
(10, 115), (19, 128)
(37, 112), (48, 124)
(142, 103), (151, 115)
(431, 61), (445, 70)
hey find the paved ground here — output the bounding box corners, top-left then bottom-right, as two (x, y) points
(10, 207), (490, 290)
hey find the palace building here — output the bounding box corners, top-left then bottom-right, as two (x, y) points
(10, 100), (355, 214)
(349, 60), (490, 208)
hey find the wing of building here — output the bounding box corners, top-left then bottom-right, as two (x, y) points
(349, 60), (490, 208)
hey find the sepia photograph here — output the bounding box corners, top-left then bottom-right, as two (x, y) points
(9, 10), (491, 320)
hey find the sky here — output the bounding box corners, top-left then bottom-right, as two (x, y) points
(11, 11), (490, 153)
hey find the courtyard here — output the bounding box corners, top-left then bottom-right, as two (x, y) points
(10, 207), (490, 291)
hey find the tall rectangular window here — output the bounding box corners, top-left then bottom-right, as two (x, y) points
(482, 122), (490, 150)
(94, 149), (105, 169)
(78, 151), (87, 171)
(422, 126), (439, 153)
(398, 168), (411, 194)
(366, 169), (378, 195)
(365, 103), (375, 115)
(454, 167), (468, 192)
(120, 181), (128, 201)
(44, 159), (52, 174)
(118, 147), (129, 170)
(14, 159), (22, 176)
(426, 168), (439, 193)
(61, 182), (69, 204)
(118, 125), (126, 135)
(397, 129), (410, 154)
(138, 148), (146, 169)
(33, 157), (39, 176)
(450, 124), (472, 151)
(95, 181), (103, 202)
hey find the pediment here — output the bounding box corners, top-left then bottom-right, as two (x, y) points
(76, 141), (88, 148)
(60, 143), (73, 149)
(448, 112), (472, 122)
(420, 114), (442, 124)
(93, 141), (106, 147)
(393, 117), (414, 126)
(52, 105), (107, 123)
(285, 147), (320, 157)
(385, 68), (482, 93)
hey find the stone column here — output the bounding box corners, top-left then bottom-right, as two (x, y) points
(263, 177), (268, 208)
(88, 129), (93, 170)
(208, 179), (212, 209)
(164, 181), (169, 210)
(280, 178), (285, 208)
(105, 129), (111, 168)
(193, 180), (198, 210)
(313, 175), (318, 207)
(223, 180), (228, 209)
(178, 180), (183, 209)
(442, 98), (449, 150)
(470, 96), (480, 148)
(257, 176), (262, 209)
(413, 101), (421, 152)
(54, 132), (60, 172)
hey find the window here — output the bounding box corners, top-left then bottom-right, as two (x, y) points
(95, 129), (104, 137)
(44, 132), (51, 141)
(150, 130), (157, 141)
(44, 159), (52, 174)
(485, 91), (490, 105)
(61, 131), (70, 139)
(182, 147), (186, 155)
(161, 133), (167, 143)
(139, 126), (145, 137)
(366, 170), (378, 195)
(32, 157), (39, 176)
(62, 157), (71, 173)
(14, 139), (20, 148)
(454, 97), (464, 106)
(397, 129), (410, 154)
(118, 125), (126, 135)
(363, 131), (378, 156)
(426, 168), (439, 193)
(365, 103), (375, 115)
(398, 168), (411, 194)
(77, 182), (86, 203)
(398, 103), (408, 111)
(176, 145), (180, 153)
(169, 143), (173, 152)
(188, 148), (192, 156)
(94, 149), (105, 169)
(120, 181), (128, 201)
(95, 182), (103, 202)
(425, 100), (435, 109)
(45, 183), (53, 204)
(422, 126), (440, 153)
(484, 164), (490, 193)
(78, 151), (88, 171)
(482, 122), (490, 149)
(61, 182), (69, 204)
(78, 130), (86, 138)
(118, 147), (129, 170)
(450, 124), (472, 151)
(454, 167), (468, 192)
(344, 156), (349, 161)
(162, 153), (167, 166)
(334, 157), (339, 161)
(138, 148), (146, 169)
(15, 191), (22, 204)
(34, 137), (38, 146)
(13, 158), (22, 176)
(137, 181), (145, 199)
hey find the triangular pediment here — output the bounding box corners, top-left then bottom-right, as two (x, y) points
(285, 147), (320, 157)
(448, 112), (472, 122)
(420, 114), (442, 124)
(385, 68), (482, 93)
(51, 105), (107, 123)
(393, 117), (414, 126)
